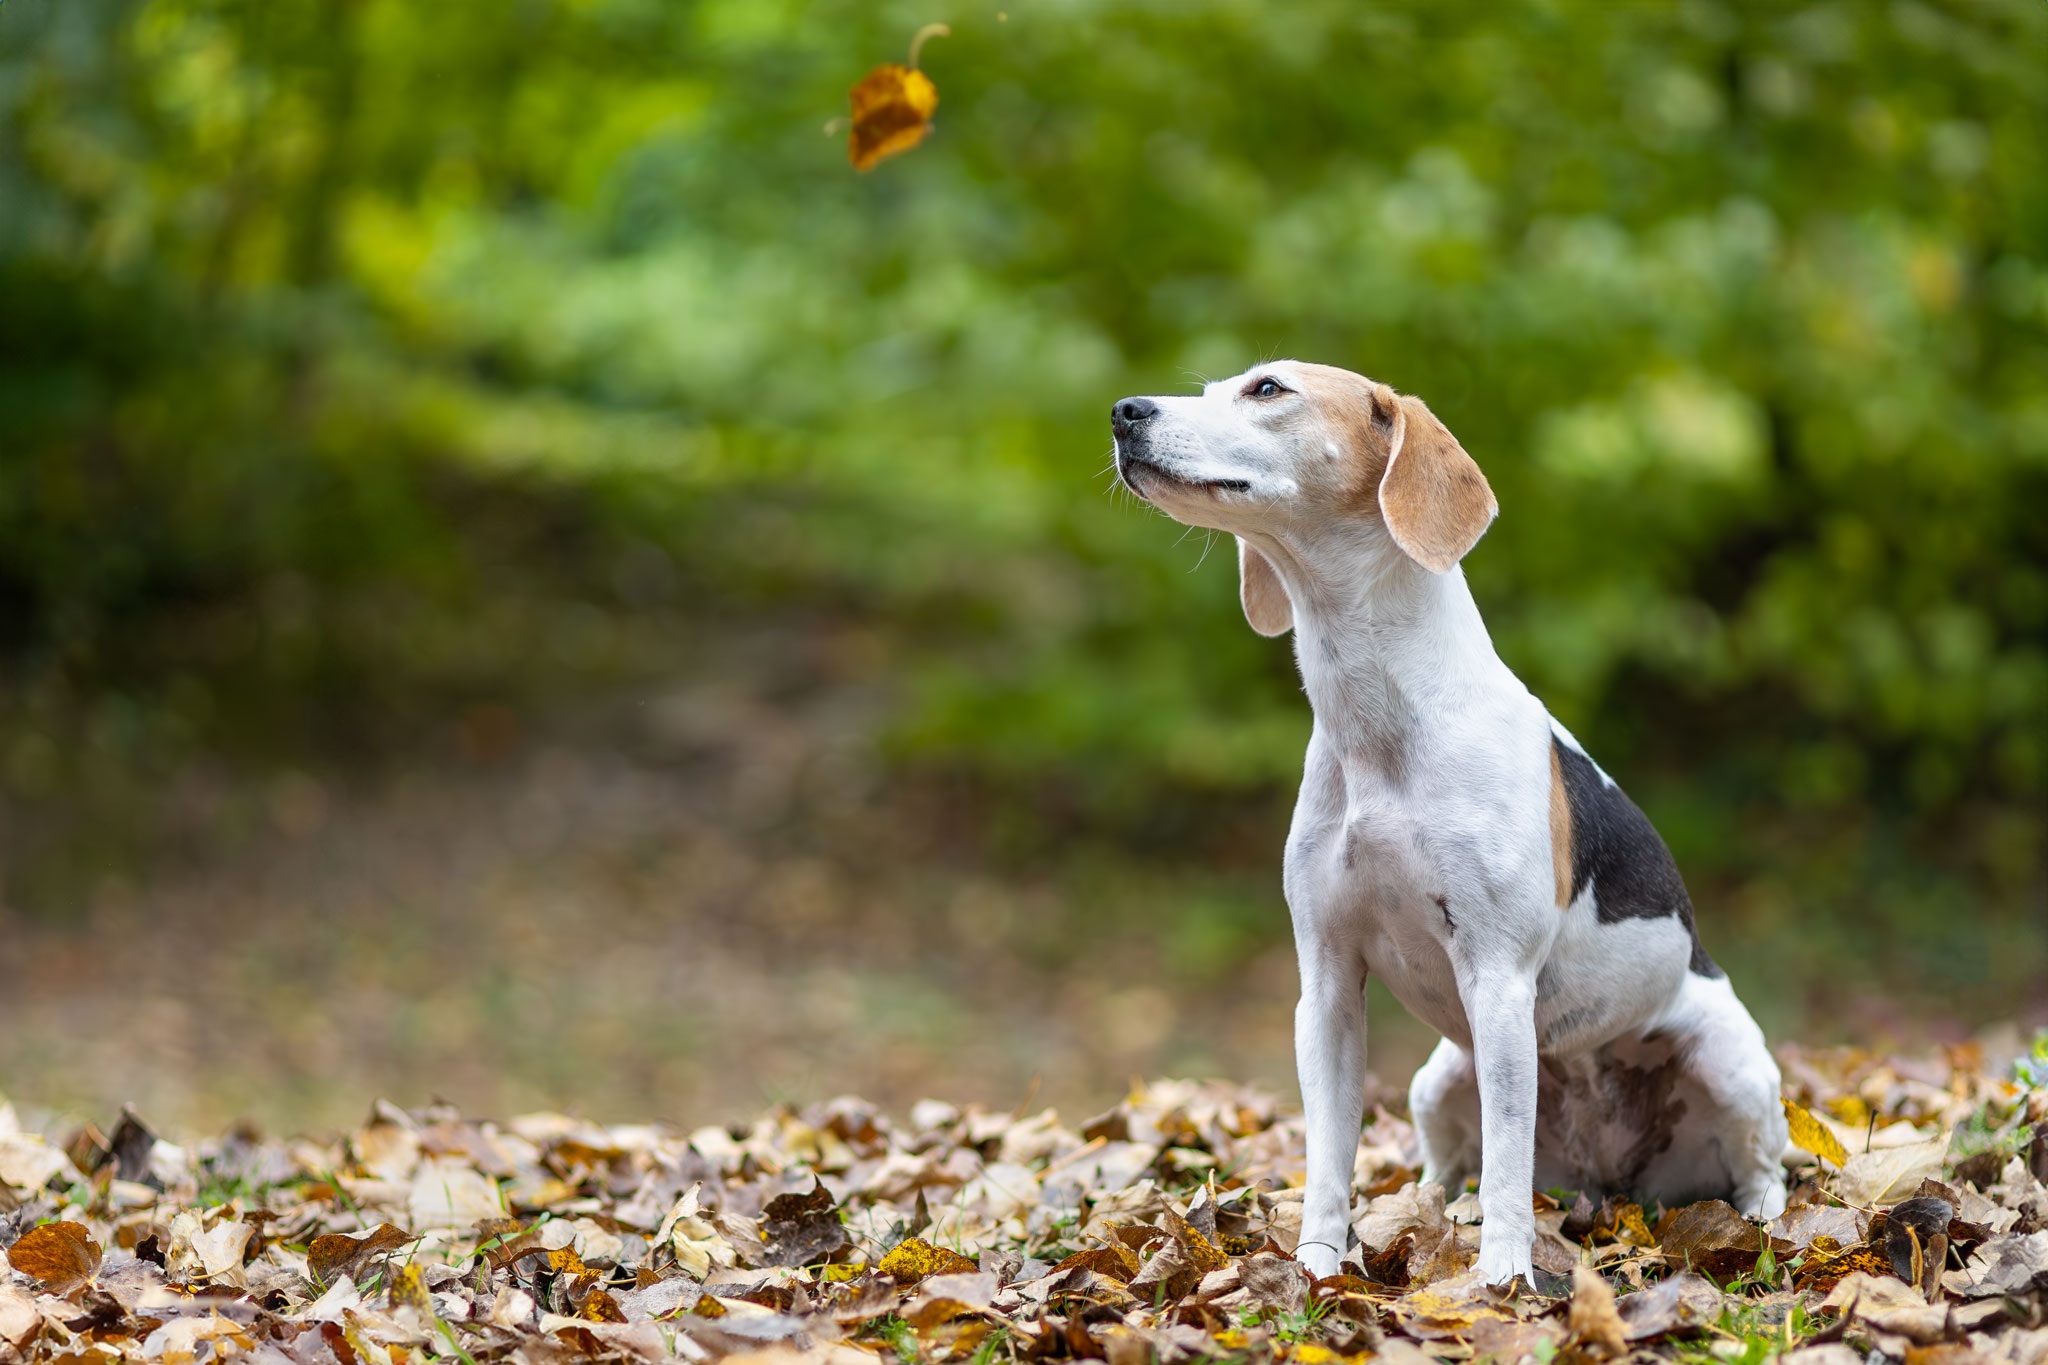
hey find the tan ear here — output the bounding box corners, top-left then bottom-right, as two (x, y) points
(1378, 394), (1498, 573)
(1237, 537), (1292, 636)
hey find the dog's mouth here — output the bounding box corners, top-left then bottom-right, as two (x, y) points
(1117, 453), (1251, 498)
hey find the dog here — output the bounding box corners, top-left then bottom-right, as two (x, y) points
(1110, 363), (1789, 1285)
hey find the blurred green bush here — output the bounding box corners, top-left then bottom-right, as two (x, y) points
(1, 0), (2042, 1010)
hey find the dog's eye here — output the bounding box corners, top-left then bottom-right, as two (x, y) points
(1248, 377), (1288, 400)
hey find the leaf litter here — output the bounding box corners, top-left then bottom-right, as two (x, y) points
(0, 1040), (2044, 1365)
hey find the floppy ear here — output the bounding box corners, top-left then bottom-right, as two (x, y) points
(1377, 394), (1498, 574)
(1237, 537), (1292, 636)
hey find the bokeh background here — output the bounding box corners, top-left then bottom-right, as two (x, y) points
(1, 0), (2043, 1137)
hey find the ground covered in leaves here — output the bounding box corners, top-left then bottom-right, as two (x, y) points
(3, 1041), (2046, 1365)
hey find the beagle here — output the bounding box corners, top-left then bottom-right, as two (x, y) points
(1110, 363), (1788, 1285)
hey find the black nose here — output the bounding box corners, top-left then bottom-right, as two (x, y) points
(1112, 396), (1158, 437)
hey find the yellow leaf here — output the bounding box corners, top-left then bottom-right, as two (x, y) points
(390, 1262), (434, 1315)
(878, 1236), (977, 1283)
(1614, 1202), (1656, 1248)
(848, 64), (938, 171)
(1783, 1098), (1850, 1170)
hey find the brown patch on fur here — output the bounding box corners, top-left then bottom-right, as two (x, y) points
(1289, 364), (1400, 510)
(1550, 740), (1574, 909)
(1379, 395), (1498, 573)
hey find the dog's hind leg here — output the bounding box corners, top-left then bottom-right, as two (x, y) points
(1667, 973), (1789, 1220)
(1410, 1038), (1480, 1194)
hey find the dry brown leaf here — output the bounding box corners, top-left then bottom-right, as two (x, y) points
(1568, 1265), (1627, 1358)
(1821, 1270), (1953, 1344)
(5, 1220), (102, 1292)
(760, 1179), (850, 1268)
(1658, 1200), (1764, 1279)
(1616, 1271), (1725, 1341)
(309, 1222), (413, 1285)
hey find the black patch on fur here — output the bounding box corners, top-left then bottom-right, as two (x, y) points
(1552, 736), (1721, 978)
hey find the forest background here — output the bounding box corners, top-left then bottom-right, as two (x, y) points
(0, 0), (2043, 1133)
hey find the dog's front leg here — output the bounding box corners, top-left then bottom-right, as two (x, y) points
(1293, 939), (1367, 1280)
(1459, 964), (1539, 1286)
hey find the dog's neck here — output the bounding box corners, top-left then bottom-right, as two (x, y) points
(1253, 524), (1510, 777)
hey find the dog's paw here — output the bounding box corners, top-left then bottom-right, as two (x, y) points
(1737, 1178), (1789, 1222)
(1294, 1239), (1342, 1280)
(1473, 1241), (1533, 1287)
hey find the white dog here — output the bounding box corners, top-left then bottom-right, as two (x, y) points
(1110, 363), (1788, 1285)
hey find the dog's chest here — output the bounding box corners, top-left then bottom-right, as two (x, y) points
(1286, 760), (1471, 1042)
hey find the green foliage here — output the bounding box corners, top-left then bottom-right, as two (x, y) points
(0, 0), (2042, 1012)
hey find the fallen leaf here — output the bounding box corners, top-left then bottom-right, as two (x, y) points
(408, 1156), (503, 1230)
(1952, 1231), (2048, 1298)
(1879, 1196), (1953, 1289)
(1390, 1276), (1516, 1341)
(1616, 1271), (1725, 1340)
(0, 1285), (38, 1346)
(1835, 1137), (1947, 1206)
(901, 1270), (997, 1328)
(1820, 1270), (1952, 1344)
(190, 1219), (253, 1281)
(759, 1179), (850, 1268)
(1794, 1238), (1893, 1293)
(1784, 1098), (1851, 1169)
(1567, 1265), (1626, 1358)
(1657, 1200), (1764, 1279)
(308, 1222), (414, 1285)
(1235, 1252), (1310, 1315)
(390, 1261), (434, 1315)
(879, 1235), (977, 1283)
(5, 1220), (102, 1292)
(1770, 1202), (1862, 1252)
(1127, 1231), (1202, 1302)
(0, 1135), (80, 1194)
(1610, 1201), (1656, 1247)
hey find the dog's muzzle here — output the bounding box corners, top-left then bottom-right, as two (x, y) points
(1111, 396), (1160, 493)
(1111, 396), (1158, 440)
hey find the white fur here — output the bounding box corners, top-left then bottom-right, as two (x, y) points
(1112, 363), (1788, 1285)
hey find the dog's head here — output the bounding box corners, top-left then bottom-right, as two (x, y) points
(1110, 362), (1496, 635)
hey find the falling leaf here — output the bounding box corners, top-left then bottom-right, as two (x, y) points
(848, 64), (938, 171)
(848, 23), (948, 171)
(1784, 1098), (1851, 1169)
(5, 1220), (102, 1293)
